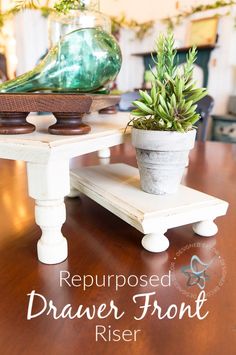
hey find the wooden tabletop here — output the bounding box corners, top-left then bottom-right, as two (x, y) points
(0, 141), (235, 355)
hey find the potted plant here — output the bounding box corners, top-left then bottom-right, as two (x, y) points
(130, 32), (207, 195)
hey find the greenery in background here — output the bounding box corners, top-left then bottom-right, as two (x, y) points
(53, 0), (154, 38)
(14, 1), (40, 10)
(54, 0), (87, 13)
(163, 0), (236, 30)
(0, 0), (154, 40)
(110, 14), (154, 40)
(0, 1), (235, 41)
(130, 33), (207, 133)
(0, 1), (51, 28)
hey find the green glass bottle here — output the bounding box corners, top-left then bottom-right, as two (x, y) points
(49, 0), (111, 46)
(0, 1), (122, 93)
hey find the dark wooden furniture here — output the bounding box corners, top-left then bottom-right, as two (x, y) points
(211, 114), (236, 143)
(0, 141), (235, 354)
(0, 93), (120, 135)
(118, 91), (141, 111)
(196, 94), (214, 141)
(133, 45), (215, 88)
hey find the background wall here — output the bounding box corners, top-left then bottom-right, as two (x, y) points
(116, 5), (236, 114)
(100, 0), (221, 21)
(1, 0), (236, 114)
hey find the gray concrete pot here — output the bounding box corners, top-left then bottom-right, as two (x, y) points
(131, 128), (196, 195)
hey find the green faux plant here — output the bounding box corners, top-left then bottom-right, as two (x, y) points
(54, 0), (84, 13)
(131, 33), (207, 133)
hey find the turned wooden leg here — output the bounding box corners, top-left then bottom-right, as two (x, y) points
(141, 229), (169, 253)
(0, 112), (35, 134)
(49, 112), (91, 135)
(192, 220), (218, 237)
(67, 185), (81, 198)
(27, 160), (70, 264)
(35, 199), (68, 264)
(98, 148), (111, 159)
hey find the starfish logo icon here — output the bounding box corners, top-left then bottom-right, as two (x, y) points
(181, 255), (216, 290)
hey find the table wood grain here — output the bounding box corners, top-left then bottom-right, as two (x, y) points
(0, 141), (235, 355)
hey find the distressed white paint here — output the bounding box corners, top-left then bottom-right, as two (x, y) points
(142, 232), (169, 253)
(0, 112), (131, 264)
(192, 220), (218, 237)
(27, 160), (70, 264)
(71, 164), (229, 253)
(0, 112), (131, 163)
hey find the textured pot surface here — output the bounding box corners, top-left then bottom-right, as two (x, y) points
(131, 128), (196, 195)
(131, 128), (196, 151)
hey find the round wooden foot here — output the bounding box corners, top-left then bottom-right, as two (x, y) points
(141, 231), (169, 253)
(98, 148), (111, 158)
(99, 105), (117, 114)
(67, 186), (81, 198)
(0, 112), (35, 134)
(50, 112), (91, 135)
(37, 237), (68, 265)
(193, 220), (218, 237)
